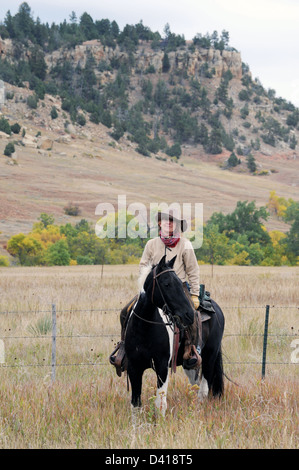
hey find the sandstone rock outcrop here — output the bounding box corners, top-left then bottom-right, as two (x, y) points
(44, 39), (243, 81)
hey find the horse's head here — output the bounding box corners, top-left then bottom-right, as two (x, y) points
(144, 255), (194, 328)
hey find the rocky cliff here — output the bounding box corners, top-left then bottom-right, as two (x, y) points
(0, 35), (298, 163)
(44, 39), (243, 79)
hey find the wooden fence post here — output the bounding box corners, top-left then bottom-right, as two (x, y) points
(261, 305), (270, 380)
(51, 303), (57, 383)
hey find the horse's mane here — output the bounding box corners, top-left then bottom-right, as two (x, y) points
(138, 263), (153, 292)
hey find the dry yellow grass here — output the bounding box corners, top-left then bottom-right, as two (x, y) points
(0, 264), (298, 449)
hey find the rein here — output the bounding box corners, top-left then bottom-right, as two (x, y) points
(132, 309), (172, 327)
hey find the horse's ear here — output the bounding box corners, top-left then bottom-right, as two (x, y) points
(167, 255), (177, 269)
(158, 255), (167, 268)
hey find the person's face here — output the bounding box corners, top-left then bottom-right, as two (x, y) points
(160, 218), (177, 236)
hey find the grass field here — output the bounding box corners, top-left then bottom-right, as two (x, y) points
(0, 264), (298, 449)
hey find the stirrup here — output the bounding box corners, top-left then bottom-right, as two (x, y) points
(109, 341), (126, 377)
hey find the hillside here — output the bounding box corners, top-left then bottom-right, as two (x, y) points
(0, 79), (297, 244)
(0, 7), (298, 257)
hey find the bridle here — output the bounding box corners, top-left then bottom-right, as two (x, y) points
(132, 265), (187, 331)
(151, 265), (174, 307)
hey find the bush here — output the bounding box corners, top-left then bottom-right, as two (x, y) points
(11, 123), (21, 134)
(76, 114), (86, 126)
(0, 255), (9, 267)
(64, 203), (80, 216)
(247, 154), (257, 173)
(261, 132), (276, 147)
(227, 152), (239, 167)
(46, 240), (70, 266)
(240, 103), (249, 119)
(76, 255), (93, 265)
(238, 89), (250, 101)
(166, 143), (182, 158)
(50, 106), (58, 119)
(0, 116), (11, 135)
(27, 95), (38, 109)
(4, 142), (15, 156)
(61, 99), (72, 112)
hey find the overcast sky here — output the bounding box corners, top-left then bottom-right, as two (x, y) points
(0, 0), (298, 106)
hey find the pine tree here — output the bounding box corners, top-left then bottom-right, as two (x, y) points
(246, 154), (257, 173)
(227, 152), (239, 167)
(162, 53), (170, 73)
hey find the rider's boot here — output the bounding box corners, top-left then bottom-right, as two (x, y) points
(109, 295), (137, 377)
(183, 315), (202, 370)
(182, 284), (202, 370)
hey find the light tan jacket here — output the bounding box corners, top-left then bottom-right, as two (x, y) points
(139, 237), (200, 296)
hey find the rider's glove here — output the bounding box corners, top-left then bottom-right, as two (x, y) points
(191, 295), (200, 310)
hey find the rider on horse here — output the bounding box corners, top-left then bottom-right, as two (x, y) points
(110, 208), (214, 377)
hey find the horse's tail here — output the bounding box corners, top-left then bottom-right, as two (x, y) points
(211, 347), (224, 397)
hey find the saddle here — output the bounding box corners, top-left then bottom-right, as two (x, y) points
(110, 287), (215, 377)
(199, 288), (215, 316)
(199, 309), (212, 323)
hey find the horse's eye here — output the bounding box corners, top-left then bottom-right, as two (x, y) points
(164, 282), (170, 287)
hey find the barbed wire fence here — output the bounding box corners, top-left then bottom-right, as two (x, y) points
(0, 304), (298, 383)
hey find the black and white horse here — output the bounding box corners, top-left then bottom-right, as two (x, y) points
(125, 255), (225, 415)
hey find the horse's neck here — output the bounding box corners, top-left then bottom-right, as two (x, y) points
(135, 291), (157, 319)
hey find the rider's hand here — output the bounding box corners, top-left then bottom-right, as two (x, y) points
(191, 295), (200, 310)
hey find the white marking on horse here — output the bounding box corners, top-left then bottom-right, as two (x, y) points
(198, 375), (209, 400)
(154, 308), (174, 416)
(155, 375), (169, 416)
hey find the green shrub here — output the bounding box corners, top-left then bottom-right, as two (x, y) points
(11, 122), (21, 134)
(166, 143), (182, 158)
(4, 142), (15, 156)
(238, 89), (250, 101)
(46, 240), (70, 266)
(0, 116), (11, 135)
(227, 152), (239, 167)
(5, 91), (14, 100)
(27, 95), (38, 109)
(50, 106), (58, 119)
(76, 114), (86, 126)
(0, 255), (9, 267)
(64, 203), (80, 216)
(76, 255), (93, 265)
(247, 154), (257, 173)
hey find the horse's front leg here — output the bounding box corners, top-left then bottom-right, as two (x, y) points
(154, 360), (170, 416)
(127, 363), (143, 408)
(183, 368), (209, 401)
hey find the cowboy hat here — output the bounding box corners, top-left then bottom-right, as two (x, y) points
(156, 208), (187, 232)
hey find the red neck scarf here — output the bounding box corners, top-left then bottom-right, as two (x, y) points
(160, 231), (181, 248)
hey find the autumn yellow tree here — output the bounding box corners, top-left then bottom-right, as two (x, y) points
(267, 190), (294, 219)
